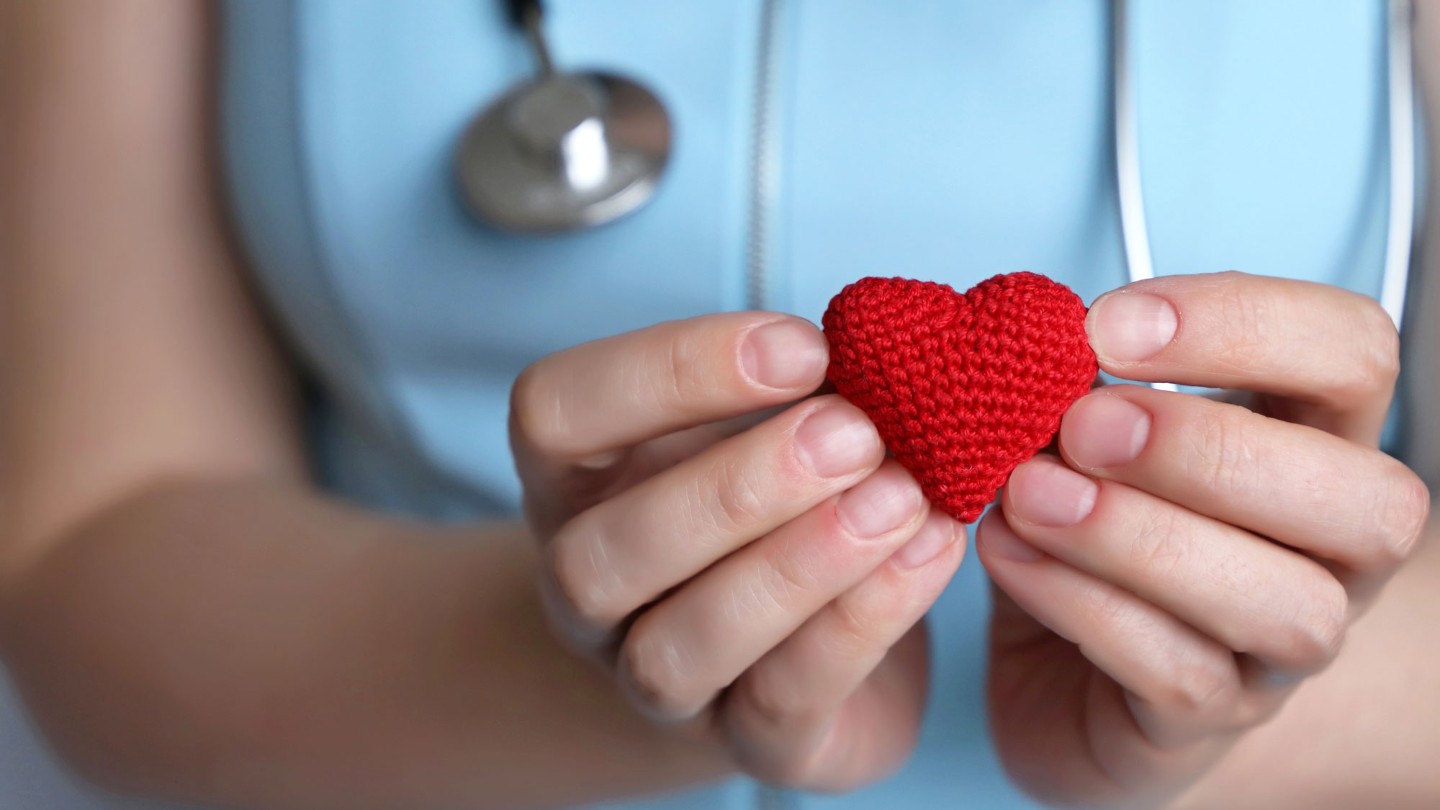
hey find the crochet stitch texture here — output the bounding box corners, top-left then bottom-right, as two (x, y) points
(822, 273), (1098, 523)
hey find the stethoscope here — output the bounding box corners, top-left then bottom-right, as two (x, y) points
(455, 0), (1418, 337)
(454, 0), (670, 232)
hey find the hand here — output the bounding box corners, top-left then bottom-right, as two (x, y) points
(979, 272), (1429, 807)
(509, 313), (966, 790)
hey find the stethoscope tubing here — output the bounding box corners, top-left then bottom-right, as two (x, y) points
(471, 0), (1420, 342)
(1115, 0), (1418, 334)
(1383, 0), (1418, 333)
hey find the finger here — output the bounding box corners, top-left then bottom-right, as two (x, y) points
(977, 512), (1283, 749)
(628, 402), (793, 476)
(510, 313), (827, 474)
(1002, 456), (1347, 678)
(1086, 272), (1398, 442)
(542, 395), (884, 646)
(1057, 386), (1429, 580)
(611, 462), (930, 722)
(526, 403), (800, 542)
(722, 510), (964, 788)
(731, 626), (931, 792)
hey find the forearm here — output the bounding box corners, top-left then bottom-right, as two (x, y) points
(0, 478), (732, 809)
(1173, 523), (1440, 809)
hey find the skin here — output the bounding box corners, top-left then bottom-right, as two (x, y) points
(509, 314), (965, 788)
(982, 276), (1433, 808)
(1, 2), (1438, 809)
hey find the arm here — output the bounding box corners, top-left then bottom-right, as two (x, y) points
(0, 4), (956, 807)
(1, 488), (727, 809)
(979, 272), (1437, 809)
(1177, 7), (1440, 801)
(0, 3), (725, 807)
(1170, 525), (1440, 808)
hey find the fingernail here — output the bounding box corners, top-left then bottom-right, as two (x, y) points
(795, 405), (880, 478)
(982, 517), (1045, 563)
(1007, 460), (1097, 527)
(1089, 293), (1178, 362)
(741, 320), (828, 389)
(1064, 395), (1151, 469)
(837, 473), (923, 539)
(894, 511), (956, 569)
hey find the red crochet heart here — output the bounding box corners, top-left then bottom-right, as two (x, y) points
(822, 272), (1097, 523)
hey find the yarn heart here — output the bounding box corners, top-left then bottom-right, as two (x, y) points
(822, 272), (1098, 523)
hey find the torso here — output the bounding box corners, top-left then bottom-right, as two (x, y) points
(209, 2), (1393, 808)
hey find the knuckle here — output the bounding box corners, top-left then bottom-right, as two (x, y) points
(1211, 278), (1274, 368)
(1089, 584), (1141, 634)
(508, 363), (567, 452)
(819, 598), (883, 661)
(1368, 467), (1430, 568)
(1313, 296), (1399, 405)
(1125, 507), (1188, 579)
(657, 329), (708, 410)
(618, 615), (695, 721)
(1161, 653), (1240, 721)
(1346, 296), (1402, 396)
(768, 548), (824, 605)
(546, 522), (621, 631)
(1272, 577), (1348, 672)
(1086, 584), (1240, 722)
(722, 544), (823, 629)
(1185, 405), (1262, 498)
(705, 456), (772, 535)
(735, 669), (805, 731)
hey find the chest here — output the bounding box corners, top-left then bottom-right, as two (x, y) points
(220, 0), (1395, 507)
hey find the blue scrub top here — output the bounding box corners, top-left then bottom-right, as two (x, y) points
(0, 2), (1392, 809)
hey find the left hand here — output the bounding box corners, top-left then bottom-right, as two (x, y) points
(979, 271), (1430, 807)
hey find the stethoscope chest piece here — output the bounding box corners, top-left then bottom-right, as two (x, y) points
(456, 72), (670, 232)
(455, 1), (671, 233)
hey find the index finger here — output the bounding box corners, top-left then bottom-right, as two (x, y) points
(1086, 271), (1399, 444)
(509, 312), (828, 470)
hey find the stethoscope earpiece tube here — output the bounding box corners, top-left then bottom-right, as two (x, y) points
(1114, 0), (1416, 392)
(1381, 0), (1417, 333)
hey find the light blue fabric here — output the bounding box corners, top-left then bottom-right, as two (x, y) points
(191, 1), (1397, 809)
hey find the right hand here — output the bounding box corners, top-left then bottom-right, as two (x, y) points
(509, 312), (967, 790)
